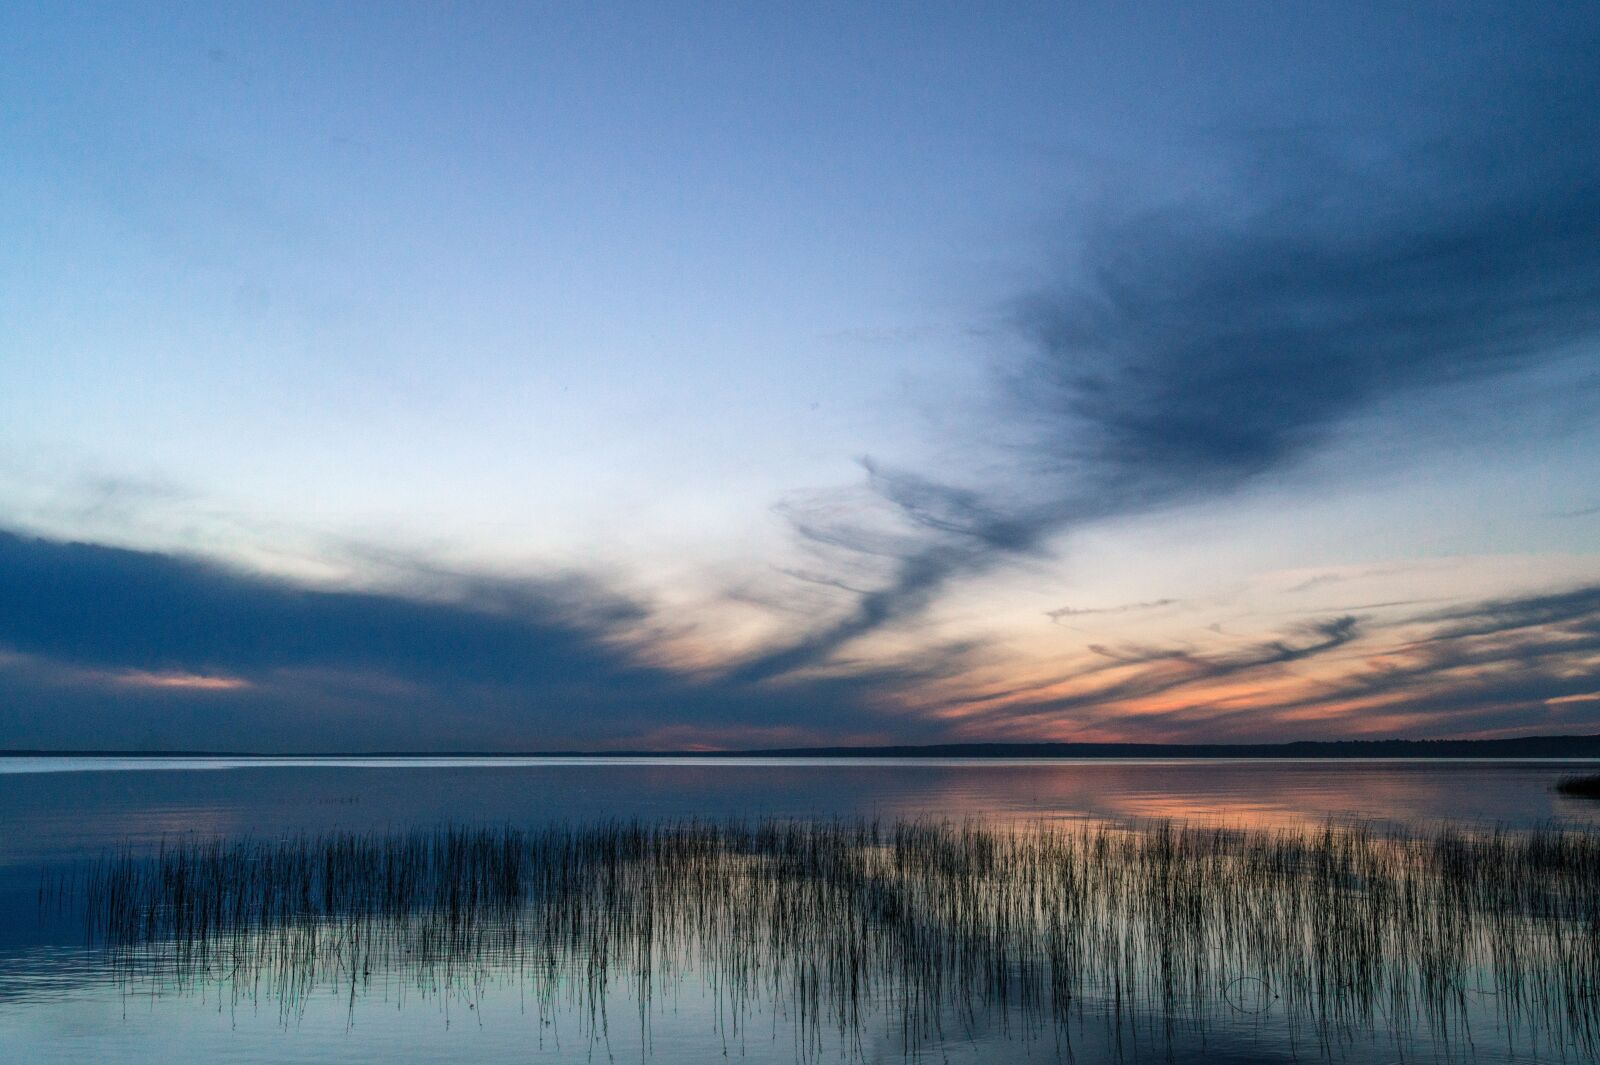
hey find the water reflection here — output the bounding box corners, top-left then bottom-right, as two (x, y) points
(5, 760), (1600, 1063)
(5, 759), (1600, 872)
(31, 819), (1600, 1064)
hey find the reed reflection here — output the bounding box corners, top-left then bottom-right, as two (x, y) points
(47, 818), (1600, 1062)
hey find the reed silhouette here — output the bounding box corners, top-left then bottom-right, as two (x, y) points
(46, 818), (1600, 1060)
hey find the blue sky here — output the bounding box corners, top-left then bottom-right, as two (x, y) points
(2, 2), (1598, 750)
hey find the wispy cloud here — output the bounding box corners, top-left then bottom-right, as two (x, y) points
(931, 585), (1600, 743)
(1047, 599), (1179, 624)
(112, 670), (250, 691)
(739, 42), (1600, 680)
(1, 526), (1596, 748)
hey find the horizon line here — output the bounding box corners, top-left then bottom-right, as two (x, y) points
(7, 733), (1600, 760)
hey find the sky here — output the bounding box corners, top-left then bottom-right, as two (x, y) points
(2, 1), (1598, 751)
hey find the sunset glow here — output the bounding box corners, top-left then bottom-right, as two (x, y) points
(0, 3), (1596, 752)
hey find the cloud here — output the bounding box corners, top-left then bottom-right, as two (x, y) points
(1047, 599), (1179, 623)
(941, 585), (1600, 744)
(1, 525), (1595, 749)
(1422, 585), (1600, 641)
(952, 615), (1363, 725)
(0, 528), (633, 686)
(112, 670), (251, 691)
(742, 36), (1600, 680)
(0, 528), (938, 751)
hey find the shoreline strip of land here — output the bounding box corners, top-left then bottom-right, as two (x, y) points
(7, 734), (1600, 760)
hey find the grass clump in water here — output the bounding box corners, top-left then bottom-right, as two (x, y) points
(48, 817), (1600, 1060)
(1556, 773), (1600, 798)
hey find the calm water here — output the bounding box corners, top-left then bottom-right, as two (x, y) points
(3, 756), (1599, 1063)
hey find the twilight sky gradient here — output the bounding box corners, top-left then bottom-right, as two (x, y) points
(2, 2), (1598, 751)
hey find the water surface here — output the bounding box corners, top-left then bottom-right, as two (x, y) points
(3, 756), (1598, 1063)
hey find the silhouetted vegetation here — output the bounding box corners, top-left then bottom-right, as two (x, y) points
(45, 818), (1600, 1059)
(1557, 774), (1600, 798)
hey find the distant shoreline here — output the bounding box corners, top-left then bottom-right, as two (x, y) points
(7, 734), (1600, 760)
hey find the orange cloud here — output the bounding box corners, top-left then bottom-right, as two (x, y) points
(113, 670), (251, 692)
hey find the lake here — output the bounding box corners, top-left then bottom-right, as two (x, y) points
(3, 757), (1599, 1063)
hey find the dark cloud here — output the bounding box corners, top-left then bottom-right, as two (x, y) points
(1423, 586), (1600, 641)
(968, 615), (1364, 727)
(0, 529), (938, 751)
(970, 587), (1600, 743)
(2, 526), (1594, 749)
(0, 529), (631, 686)
(734, 462), (1052, 682)
(742, 29), (1600, 680)
(1217, 587), (1600, 738)
(9, 18), (1600, 749)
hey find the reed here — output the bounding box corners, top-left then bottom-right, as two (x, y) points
(52, 818), (1600, 1058)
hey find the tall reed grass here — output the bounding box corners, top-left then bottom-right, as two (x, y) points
(49, 818), (1600, 1059)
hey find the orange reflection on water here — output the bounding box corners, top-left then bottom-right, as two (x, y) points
(819, 759), (1561, 834)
